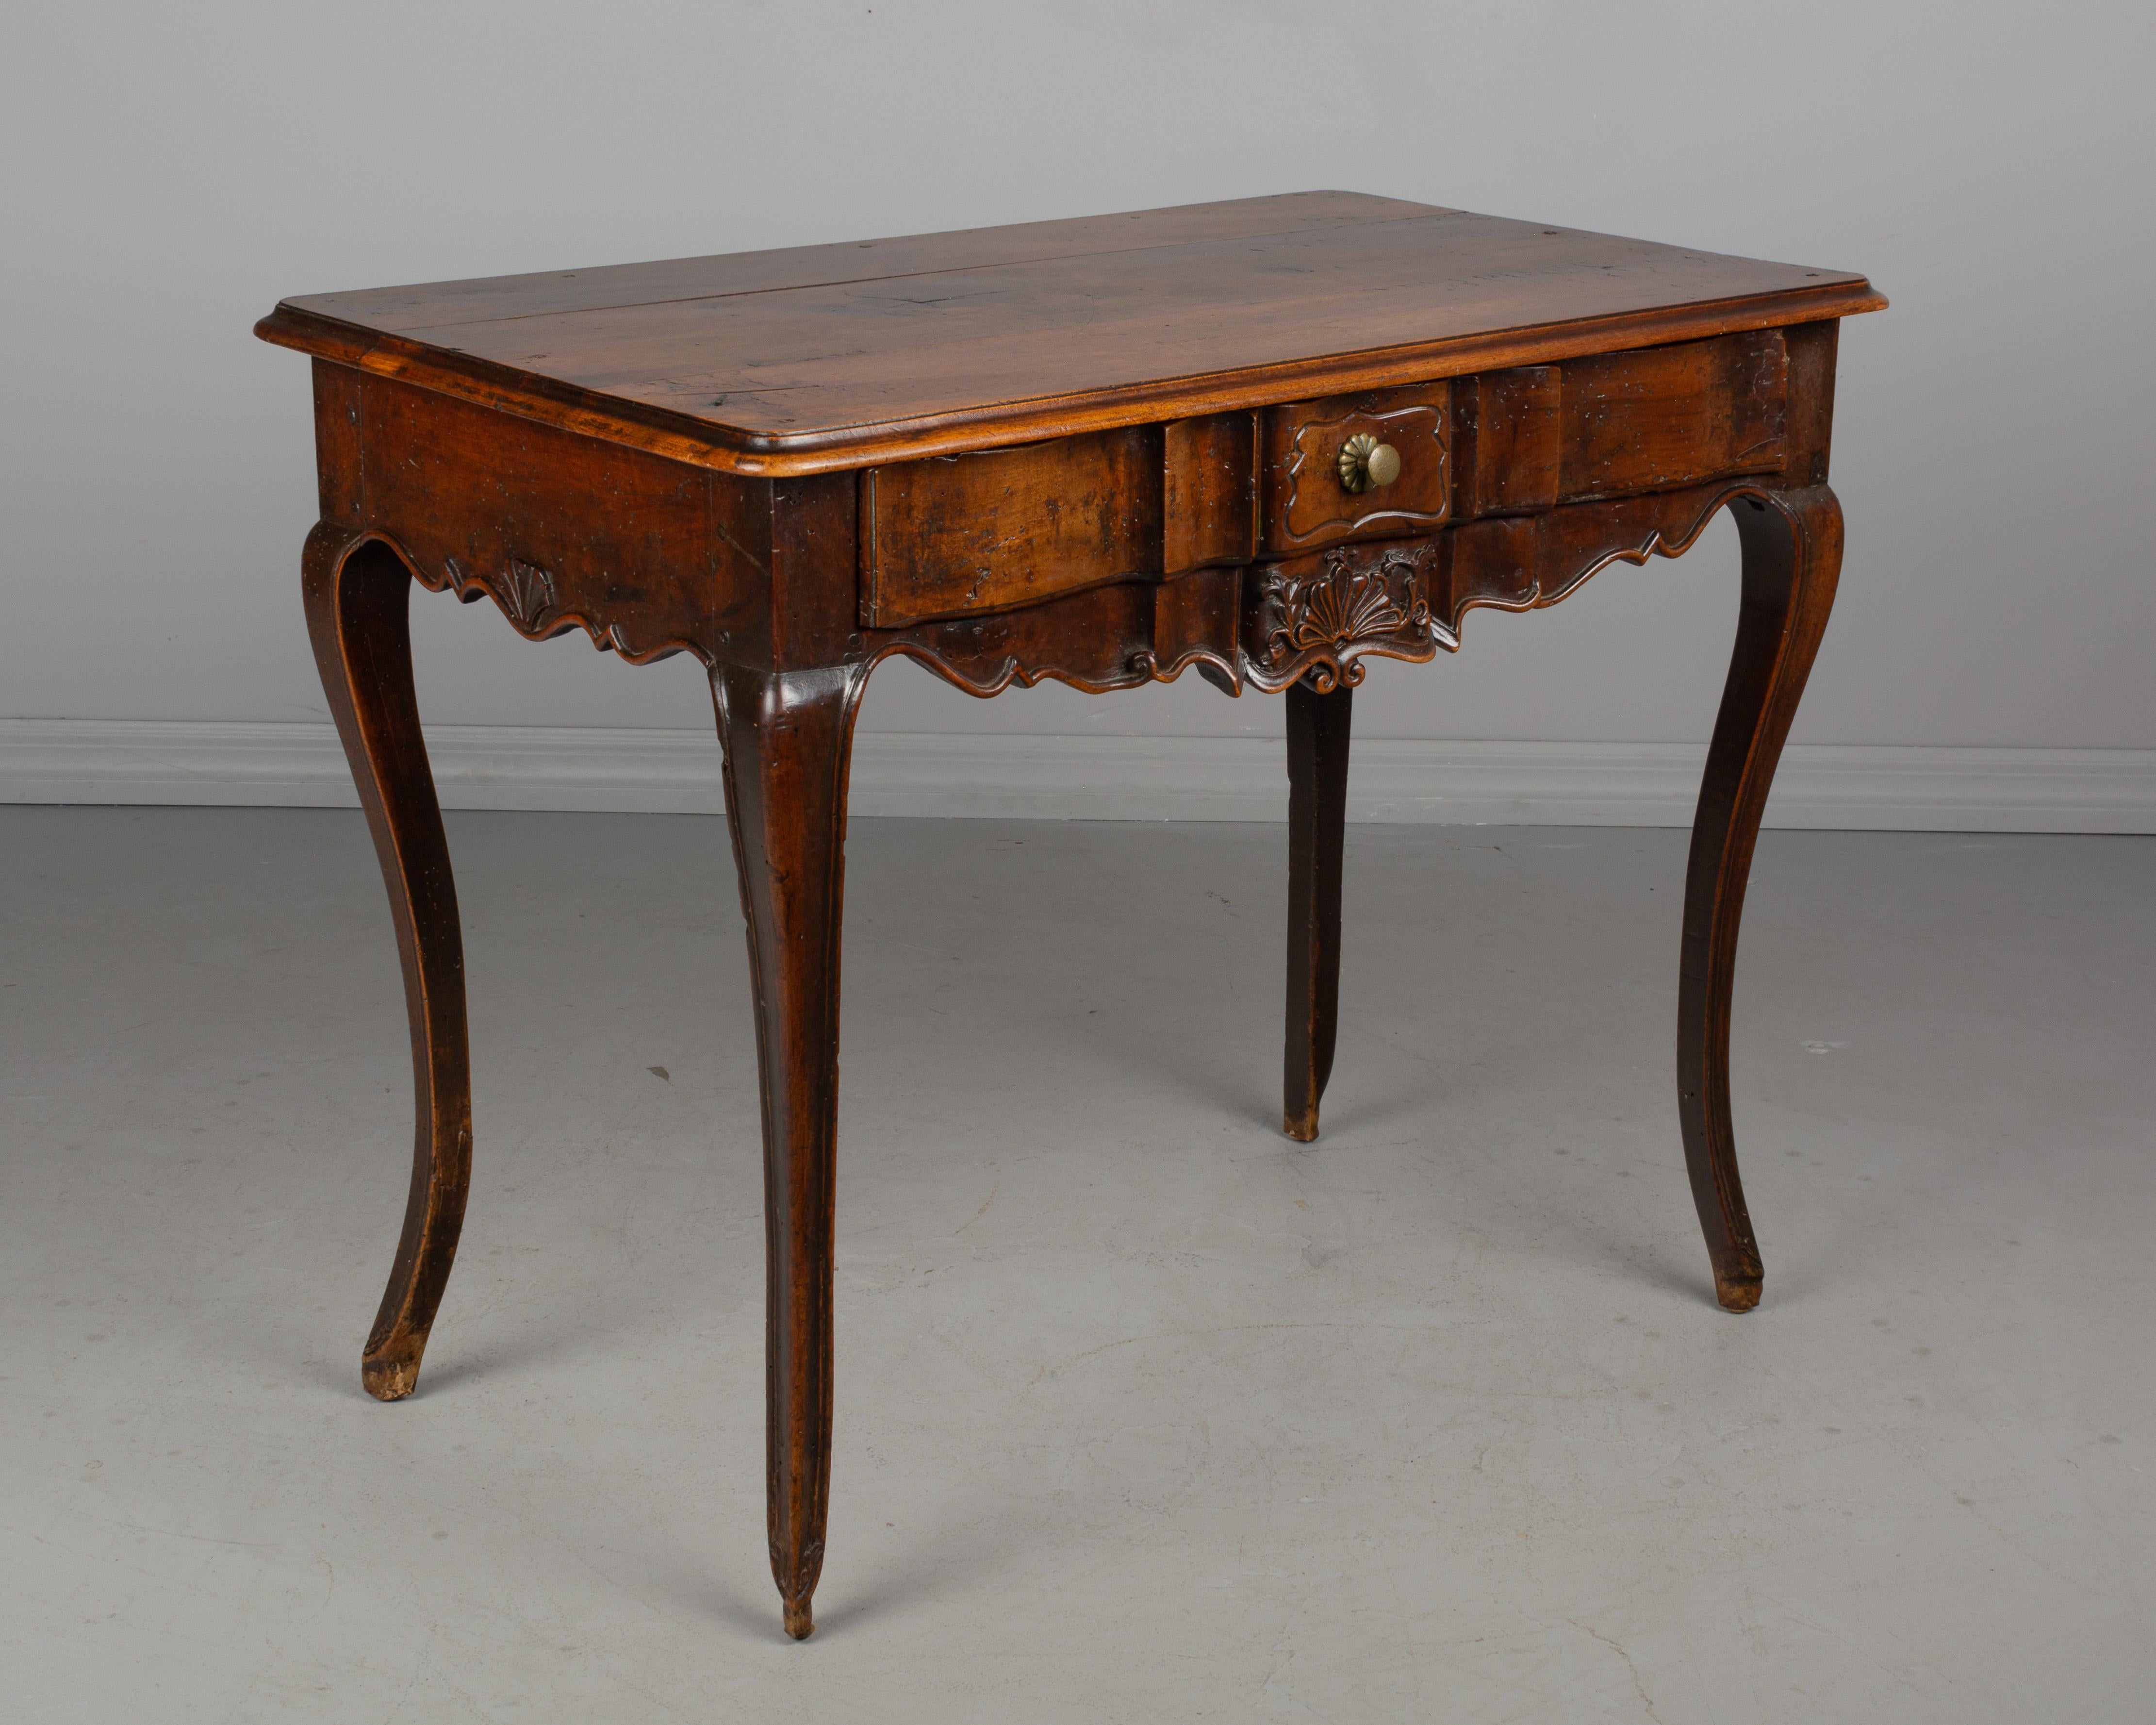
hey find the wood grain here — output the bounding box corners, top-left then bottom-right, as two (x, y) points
(1264, 383), (1451, 552)
(258, 195), (1882, 474)
(1557, 331), (1787, 501)
(261, 198), (1883, 1638)
(1163, 412), (1258, 574)
(315, 362), (770, 664)
(1452, 333), (1789, 518)
(861, 428), (1163, 628)
(712, 661), (868, 1641)
(301, 526), (472, 1403)
(1679, 486), (1843, 1311)
(1284, 680), (1352, 1142)
(279, 193), (1441, 332)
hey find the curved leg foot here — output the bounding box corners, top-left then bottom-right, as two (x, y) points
(1679, 487), (1843, 1312)
(1283, 677), (1352, 1142)
(713, 662), (868, 1642)
(303, 526), (473, 1398)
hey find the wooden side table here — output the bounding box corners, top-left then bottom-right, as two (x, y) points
(257, 193), (1883, 1637)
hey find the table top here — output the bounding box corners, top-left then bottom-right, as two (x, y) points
(257, 191), (1883, 477)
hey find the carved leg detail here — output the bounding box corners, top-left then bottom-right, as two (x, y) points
(712, 663), (868, 1641)
(1283, 677), (1352, 1143)
(1679, 486), (1843, 1312)
(302, 526), (474, 1399)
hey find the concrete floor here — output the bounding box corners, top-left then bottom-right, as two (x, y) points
(1, 807), (2150, 1723)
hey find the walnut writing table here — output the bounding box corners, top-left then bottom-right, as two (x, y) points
(256, 193), (1884, 1638)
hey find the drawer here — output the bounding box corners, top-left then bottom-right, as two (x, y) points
(859, 414), (1256, 629)
(1260, 382), (1451, 554)
(1453, 331), (1791, 518)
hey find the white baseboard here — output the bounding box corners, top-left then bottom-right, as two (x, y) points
(0, 720), (2149, 831)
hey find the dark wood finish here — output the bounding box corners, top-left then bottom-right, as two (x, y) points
(258, 193), (1882, 474)
(861, 412), (1259, 629)
(861, 428), (1163, 628)
(1558, 331), (1787, 501)
(1453, 365), (1563, 517)
(280, 192), (1444, 336)
(1263, 382), (1452, 552)
(711, 662), (866, 1641)
(1143, 566), (1244, 689)
(259, 194), (1883, 1638)
(1450, 332), (1788, 521)
(311, 362), (768, 667)
(1780, 319), (1843, 487)
(1162, 412), (1259, 574)
(1283, 679), (1353, 1141)
(301, 526), (472, 1402)
(1680, 487), (1843, 1311)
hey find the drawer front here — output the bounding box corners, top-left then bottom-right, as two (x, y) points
(861, 331), (1795, 630)
(1261, 382), (1452, 554)
(860, 414), (1256, 629)
(1454, 331), (1790, 518)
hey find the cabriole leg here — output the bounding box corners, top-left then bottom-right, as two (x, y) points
(1679, 486), (1843, 1311)
(711, 662), (867, 1640)
(302, 526), (473, 1399)
(1283, 676), (1353, 1143)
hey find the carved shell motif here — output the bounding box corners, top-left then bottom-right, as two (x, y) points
(444, 555), (558, 633)
(1260, 548), (1433, 690)
(494, 559), (558, 631)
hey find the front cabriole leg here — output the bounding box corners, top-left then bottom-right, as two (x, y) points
(1679, 486), (1843, 1311)
(711, 661), (869, 1640)
(302, 525), (474, 1399)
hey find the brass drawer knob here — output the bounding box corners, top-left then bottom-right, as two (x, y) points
(1337, 433), (1401, 494)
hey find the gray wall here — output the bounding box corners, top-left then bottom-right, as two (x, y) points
(6, 1), (2150, 747)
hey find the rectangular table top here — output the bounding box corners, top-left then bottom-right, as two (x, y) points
(257, 191), (1883, 477)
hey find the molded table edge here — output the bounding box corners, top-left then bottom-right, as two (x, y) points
(254, 281), (1888, 478)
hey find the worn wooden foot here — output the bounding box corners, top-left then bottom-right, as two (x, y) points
(1283, 677), (1352, 1142)
(712, 662), (868, 1641)
(302, 526), (474, 1399)
(1679, 486), (1843, 1312)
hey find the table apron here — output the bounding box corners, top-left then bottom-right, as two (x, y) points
(306, 320), (1838, 694)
